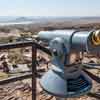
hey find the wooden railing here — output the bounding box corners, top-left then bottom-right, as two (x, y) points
(0, 41), (51, 100)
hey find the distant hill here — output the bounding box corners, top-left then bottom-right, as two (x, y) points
(12, 17), (33, 22)
(0, 16), (33, 23)
(0, 16), (100, 25)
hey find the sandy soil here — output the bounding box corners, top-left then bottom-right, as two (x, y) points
(0, 50), (100, 100)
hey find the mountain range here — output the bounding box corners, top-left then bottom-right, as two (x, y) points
(0, 16), (100, 24)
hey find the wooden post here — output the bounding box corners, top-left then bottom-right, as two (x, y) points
(32, 44), (37, 100)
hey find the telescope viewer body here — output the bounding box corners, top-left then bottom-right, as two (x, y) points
(38, 30), (100, 53)
(38, 30), (100, 98)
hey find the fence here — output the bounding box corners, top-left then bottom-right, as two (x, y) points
(0, 41), (51, 100)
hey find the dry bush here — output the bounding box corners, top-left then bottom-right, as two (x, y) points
(8, 48), (25, 64)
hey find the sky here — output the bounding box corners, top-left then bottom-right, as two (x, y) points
(0, 0), (100, 17)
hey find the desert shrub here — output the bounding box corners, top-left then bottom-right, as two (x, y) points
(8, 48), (25, 64)
(0, 27), (10, 33)
(0, 36), (17, 43)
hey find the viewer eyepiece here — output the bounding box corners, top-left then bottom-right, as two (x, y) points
(92, 30), (100, 46)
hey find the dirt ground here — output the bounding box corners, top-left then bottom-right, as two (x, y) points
(0, 75), (99, 100)
(0, 51), (100, 100)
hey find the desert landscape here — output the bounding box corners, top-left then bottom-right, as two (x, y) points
(0, 17), (99, 100)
